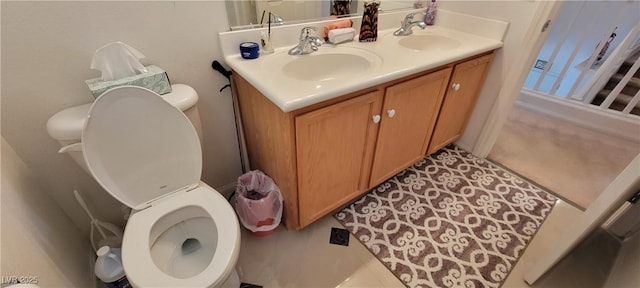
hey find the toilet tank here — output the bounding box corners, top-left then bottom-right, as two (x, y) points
(46, 84), (203, 173)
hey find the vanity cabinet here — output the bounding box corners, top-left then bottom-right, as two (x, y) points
(234, 52), (493, 230)
(295, 91), (383, 227)
(295, 69), (451, 227)
(369, 68), (451, 187)
(427, 54), (494, 154)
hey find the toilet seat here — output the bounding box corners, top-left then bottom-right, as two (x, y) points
(82, 86), (239, 287)
(122, 185), (239, 287)
(82, 85), (202, 210)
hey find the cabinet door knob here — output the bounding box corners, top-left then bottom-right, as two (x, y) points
(372, 114), (381, 123)
(452, 83), (461, 91)
(387, 109), (396, 118)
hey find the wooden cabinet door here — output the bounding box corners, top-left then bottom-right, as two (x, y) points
(427, 54), (493, 155)
(369, 68), (451, 187)
(295, 91), (383, 227)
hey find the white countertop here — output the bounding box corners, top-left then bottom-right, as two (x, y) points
(221, 10), (505, 113)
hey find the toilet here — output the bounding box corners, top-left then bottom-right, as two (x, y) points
(48, 85), (240, 287)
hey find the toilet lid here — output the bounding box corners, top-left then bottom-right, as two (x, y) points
(82, 86), (202, 209)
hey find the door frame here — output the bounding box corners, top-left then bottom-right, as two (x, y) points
(472, 0), (563, 157)
(468, 1), (640, 282)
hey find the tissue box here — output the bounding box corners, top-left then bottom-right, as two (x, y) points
(85, 65), (171, 98)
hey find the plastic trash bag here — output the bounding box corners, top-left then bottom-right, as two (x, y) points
(234, 170), (283, 236)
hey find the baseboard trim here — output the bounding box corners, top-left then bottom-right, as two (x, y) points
(517, 89), (640, 143)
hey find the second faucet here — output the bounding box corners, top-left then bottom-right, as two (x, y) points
(289, 27), (324, 55)
(393, 12), (427, 36)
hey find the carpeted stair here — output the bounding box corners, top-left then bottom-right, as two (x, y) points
(591, 50), (640, 115)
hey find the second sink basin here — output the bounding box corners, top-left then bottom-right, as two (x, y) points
(398, 34), (461, 51)
(264, 47), (382, 82)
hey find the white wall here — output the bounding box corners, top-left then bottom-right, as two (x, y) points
(226, 0), (258, 28)
(1, 137), (92, 287)
(536, 1), (638, 75)
(523, 1), (639, 97)
(255, 0), (328, 24)
(437, 1), (541, 152)
(1, 1), (242, 232)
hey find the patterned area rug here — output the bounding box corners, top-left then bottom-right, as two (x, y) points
(335, 146), (557, 288)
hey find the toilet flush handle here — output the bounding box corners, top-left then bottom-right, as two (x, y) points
(58, 142), (83, 153)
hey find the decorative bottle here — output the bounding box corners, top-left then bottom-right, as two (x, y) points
(425, 0), (437, 26)
(359, 1), (380, 42)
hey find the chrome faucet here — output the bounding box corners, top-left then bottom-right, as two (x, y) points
(393, 12), (427, 36)
(288, 27), (324, 55)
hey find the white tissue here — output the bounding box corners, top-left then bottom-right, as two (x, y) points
(328, 27), (356, 44)
(90, 42), (147, 81)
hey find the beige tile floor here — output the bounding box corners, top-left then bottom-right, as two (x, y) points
(489, 105), (640, 209)
(236, 200), (585, 287)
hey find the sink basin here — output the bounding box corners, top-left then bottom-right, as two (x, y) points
(264, 47), (382, 82)
(398, 34), (461, 51)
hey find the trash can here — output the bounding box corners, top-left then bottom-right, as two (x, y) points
(234, 170), (283, 236)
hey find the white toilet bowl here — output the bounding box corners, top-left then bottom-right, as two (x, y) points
(81, 86), (240, 287)
(124, 186), (239, 287)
